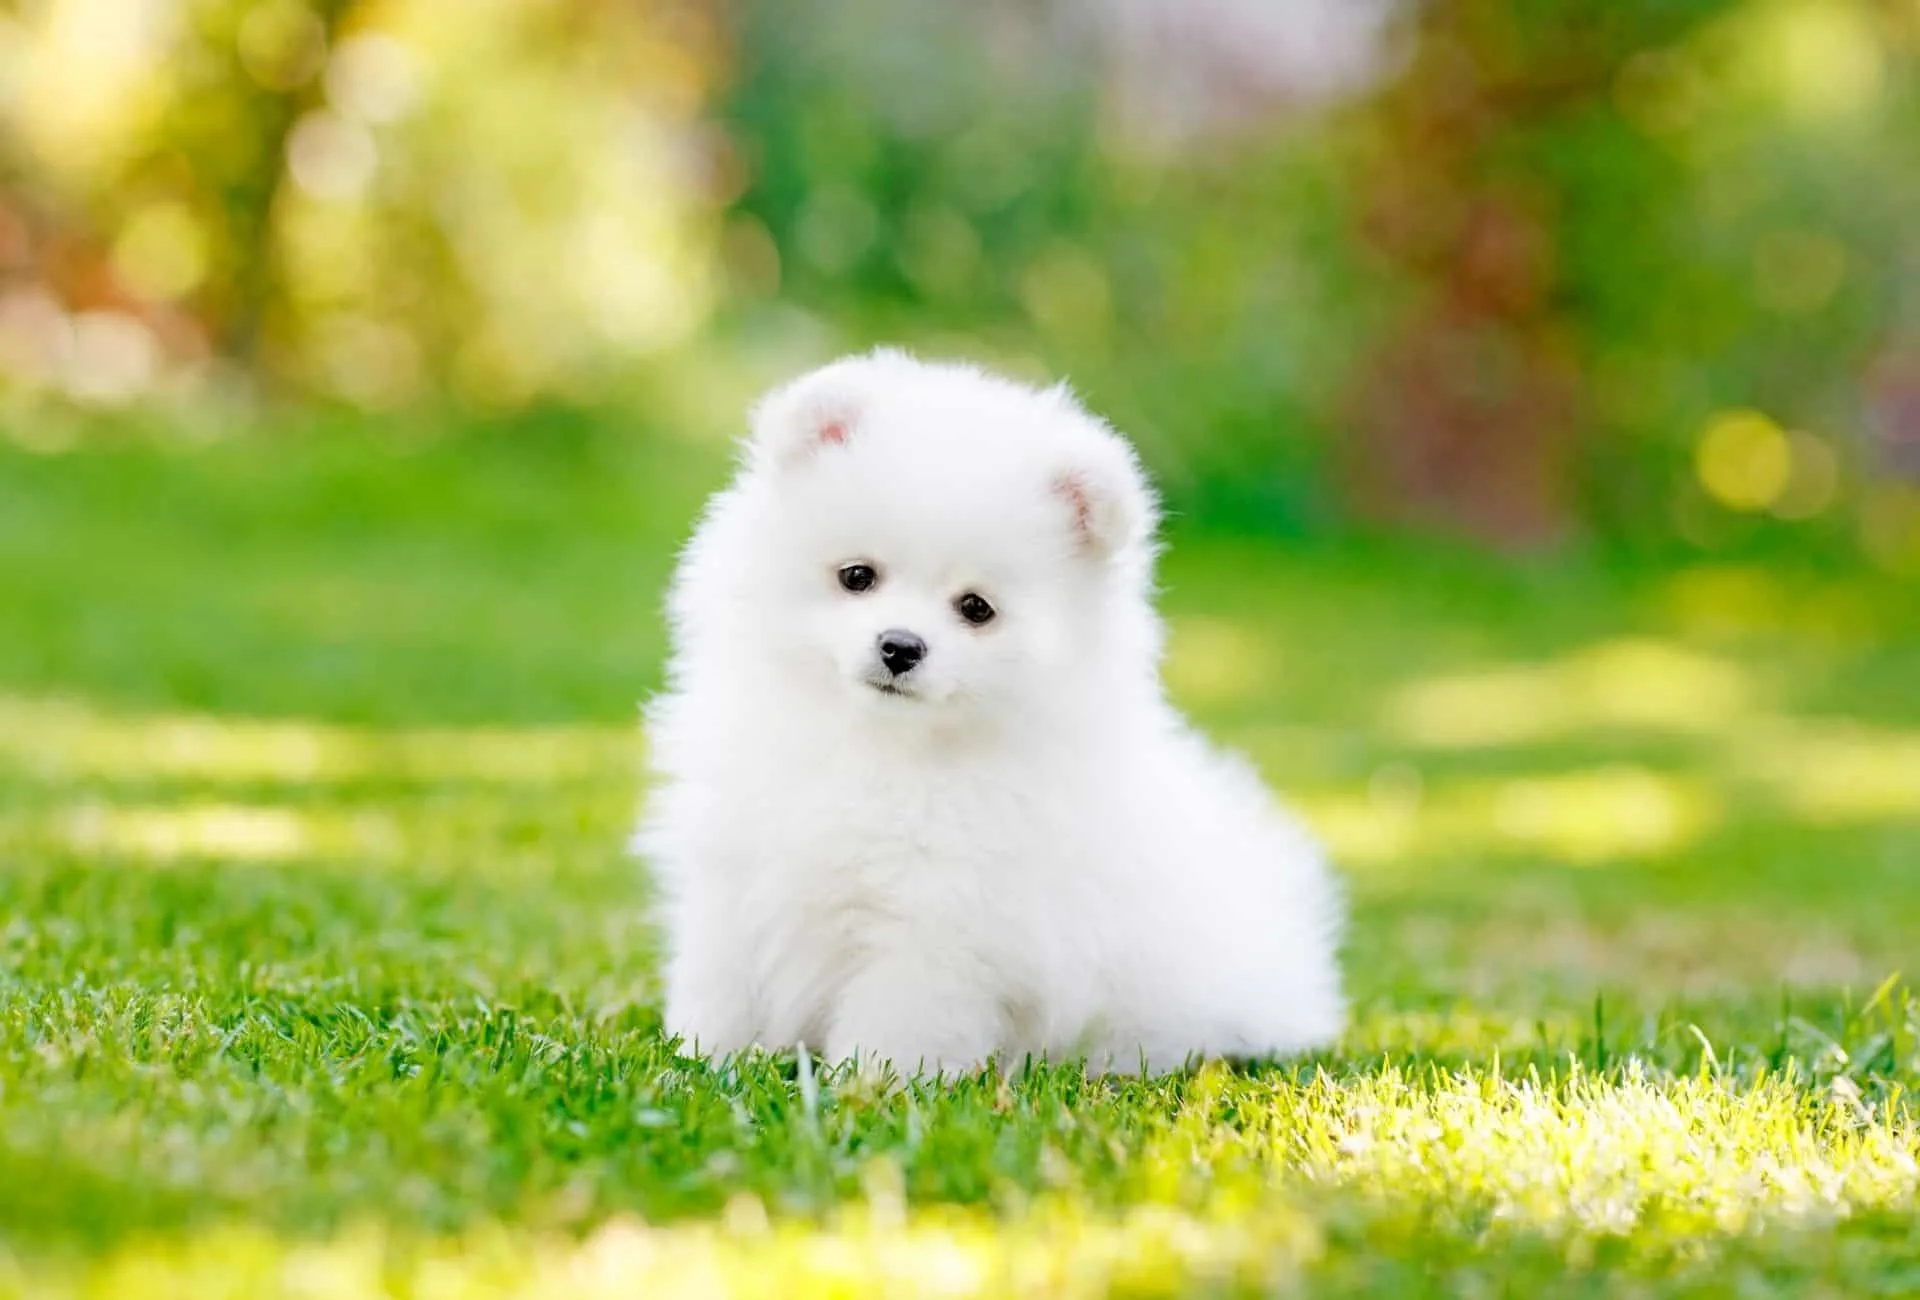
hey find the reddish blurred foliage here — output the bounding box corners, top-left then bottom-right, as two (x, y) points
(1866, 348), (1920, 478)
(1344, 7), (1624, 547)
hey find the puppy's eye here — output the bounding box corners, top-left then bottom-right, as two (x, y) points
(838, 563), (879, 594)
(955, 592), (996, 626)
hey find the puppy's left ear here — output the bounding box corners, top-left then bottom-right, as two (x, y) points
(1051, 433), (1155, 560)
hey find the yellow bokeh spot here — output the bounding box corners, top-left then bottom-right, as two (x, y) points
(1696, 410), (1791, 512)
(112, 202), (208, 302)
(1761, 0), (1884, 122)
(15, 0), (173, 179)
(238, 0), (328, 92)
(325, 32), (421, 125)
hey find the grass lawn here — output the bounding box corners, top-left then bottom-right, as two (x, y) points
(1, 421), (1918, 1296)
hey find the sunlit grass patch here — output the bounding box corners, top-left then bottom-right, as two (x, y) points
(1298, 763), (1721, 868)
(1650, 564), (1904, 645)
(1227, 1066), (1920, 1241)
(41, 800), (394, 866)
(1383, 638), (1758, 750)
(0, 695), (640, 786)
(1734, 719), (1920, 824)
(0, 693), (644, 875)
(8, 1203), (1328, 1300)
(11, 1061), (1920, 1299)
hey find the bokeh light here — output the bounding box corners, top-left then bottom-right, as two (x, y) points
(1697, 411), (1792, 513)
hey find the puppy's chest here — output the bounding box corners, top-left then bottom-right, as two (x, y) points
(733, 754), (1046, 892)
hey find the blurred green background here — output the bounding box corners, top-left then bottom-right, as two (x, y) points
(4, 0), (1920, 562)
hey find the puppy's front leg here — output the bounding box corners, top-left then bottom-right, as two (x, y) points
(660, 903), (760, 1059)
(825, 948), (1002, 1077)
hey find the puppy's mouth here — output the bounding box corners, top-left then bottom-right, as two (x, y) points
(860, 667), (929, 700)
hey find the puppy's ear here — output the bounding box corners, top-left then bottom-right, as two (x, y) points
(1051, 437), (1154, 560)
(746, 359), (868, 472)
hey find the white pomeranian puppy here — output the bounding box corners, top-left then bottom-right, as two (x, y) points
(637, 349), (1343, 1076)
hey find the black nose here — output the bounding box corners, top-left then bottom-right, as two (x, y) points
(877, 629), (927, 676)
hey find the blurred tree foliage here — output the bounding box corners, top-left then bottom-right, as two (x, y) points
(0, 0), (726, 409)
(722, 0), (1920, 563)
(2, 0), (1918, 565)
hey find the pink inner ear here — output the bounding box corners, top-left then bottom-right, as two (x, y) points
(817, 418), (849, 446)
(1053, 473), (1096, 549)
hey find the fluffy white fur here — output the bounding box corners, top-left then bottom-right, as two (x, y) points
(636, 349), (1343, 1076)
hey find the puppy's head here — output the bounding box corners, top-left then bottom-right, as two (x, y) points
(703, 350), (1158, 722)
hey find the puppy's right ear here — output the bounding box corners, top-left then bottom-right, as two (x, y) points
(746, 361), (866, 472)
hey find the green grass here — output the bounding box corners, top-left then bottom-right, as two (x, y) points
(1, 422), (1917, 1296)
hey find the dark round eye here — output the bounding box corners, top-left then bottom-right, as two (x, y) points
(838, 563), (878, 594)
(955, 593), (996, 626)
